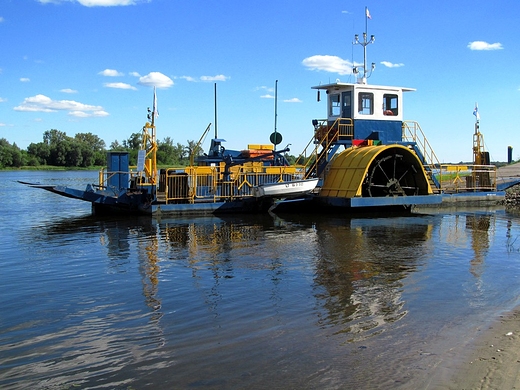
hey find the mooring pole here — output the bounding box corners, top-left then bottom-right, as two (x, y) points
(214, 83), (218, 139)
(274, 79), (278, 151)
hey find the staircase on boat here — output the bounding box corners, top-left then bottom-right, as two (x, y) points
(298, 118), (354, 180)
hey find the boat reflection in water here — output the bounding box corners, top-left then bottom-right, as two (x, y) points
(311, 216), (433, 341)
(152, 214), (430, 333)
(8, 208), (511, 389)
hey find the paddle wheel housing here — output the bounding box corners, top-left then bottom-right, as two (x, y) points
(319, 145), (433, 199)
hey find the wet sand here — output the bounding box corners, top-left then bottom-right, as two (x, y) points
(428, 308), (520, 389)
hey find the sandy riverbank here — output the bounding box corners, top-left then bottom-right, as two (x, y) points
(437, 192), (520, 390)
(425, 308), (520, 389)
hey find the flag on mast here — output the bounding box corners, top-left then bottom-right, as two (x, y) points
(473, 103), (480, 121)
(366, 7), (372, 19)
(153, 87), (159, 118)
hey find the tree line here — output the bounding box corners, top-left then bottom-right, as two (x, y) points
(0, 129), (200, 169)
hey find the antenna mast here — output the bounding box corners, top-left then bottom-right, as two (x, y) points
(353, 6), (375, 84)
(141, 87), (158, 186)
(473, 103), (484, 165)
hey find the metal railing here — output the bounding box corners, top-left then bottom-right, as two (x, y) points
(295, 118), (353, 179)
(159, 165), (305, 204)
(402, 121), (440, 170)
(98, 166), (153, 195)
(437, 164), (497, 192)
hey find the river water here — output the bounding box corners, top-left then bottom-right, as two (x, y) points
(1, 170), (520, 389)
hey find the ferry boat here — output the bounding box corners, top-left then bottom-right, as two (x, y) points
(22, 9), (519, 216)
(21, 85), (318, 216)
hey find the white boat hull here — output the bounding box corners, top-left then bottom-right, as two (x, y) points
(253, 178), (319, 198)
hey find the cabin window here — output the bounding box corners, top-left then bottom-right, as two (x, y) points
(383, 94), (398, 116)
(330, 94), (341, 116)
(358, 92), (374, 115)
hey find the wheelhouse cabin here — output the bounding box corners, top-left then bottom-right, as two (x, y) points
(312, 82), (415, 145)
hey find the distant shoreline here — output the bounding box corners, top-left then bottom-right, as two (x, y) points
(0, 164), (184, 172)
(0, 166), (102, 171)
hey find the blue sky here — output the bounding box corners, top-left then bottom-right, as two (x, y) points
(1, 0), (518, 163)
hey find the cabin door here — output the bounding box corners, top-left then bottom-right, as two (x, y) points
(341, 91), (352, 118)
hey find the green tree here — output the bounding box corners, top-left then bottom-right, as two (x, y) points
(27, 142), (51, 165)
(74, 132), (106, 152)
(110, 140), (125, 151)
(284, 154), (298, 165)
(49, 138), (71, 166)
(157, 137), (180, 165)
(0, 139), (13, 168)
(73, 133), (105, 167)
(65, 142), (83, 167)
(43, 129), (69, 146)
(123, 132), (142, 150)
(0, 139), (25, 168)
(93, 150), (106, 166)
(10, 143), (25, 167)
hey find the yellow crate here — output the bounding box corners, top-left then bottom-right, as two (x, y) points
(247, 144), (274, 150)
(445, 165), (469, 171)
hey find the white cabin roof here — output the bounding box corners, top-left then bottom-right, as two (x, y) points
(311, 82), (415, 93)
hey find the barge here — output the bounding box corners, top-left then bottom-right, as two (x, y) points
(21, 10), (520, 216)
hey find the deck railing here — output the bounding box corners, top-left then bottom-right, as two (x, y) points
(437, 164), (497, 193)
(295, 118), (353, 179)
(402, 121), (440, 169)
(98, 166), (153, 195)
(159, 165), (305, 204)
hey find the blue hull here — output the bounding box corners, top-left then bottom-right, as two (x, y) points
(20, 181), (506, 217)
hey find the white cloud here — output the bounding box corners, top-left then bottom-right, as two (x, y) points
(261, 94), (301, 102)
(138, 72), (174, 88)
(69, 110), (109, 117)
(302, 55), (353, 75)
(129, 71), (141, 77)
(99, 68), (124, 77)
(0, 17), (4, 23)
(60, 88), (78, 93)
(38, 0), (145, 5)
(77, 0), (137, 5)
(20, 78), (30, 82)
(468, 41), (503, 51)
(0, 97), (6, 103)
(200, 74), (229, 82)
(381, 61), (404, 68)
(104, 82), (137, 90)
(177, 75), (229, 83)
(256, 86), (274, 93)
(14, 94), (108, 117)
